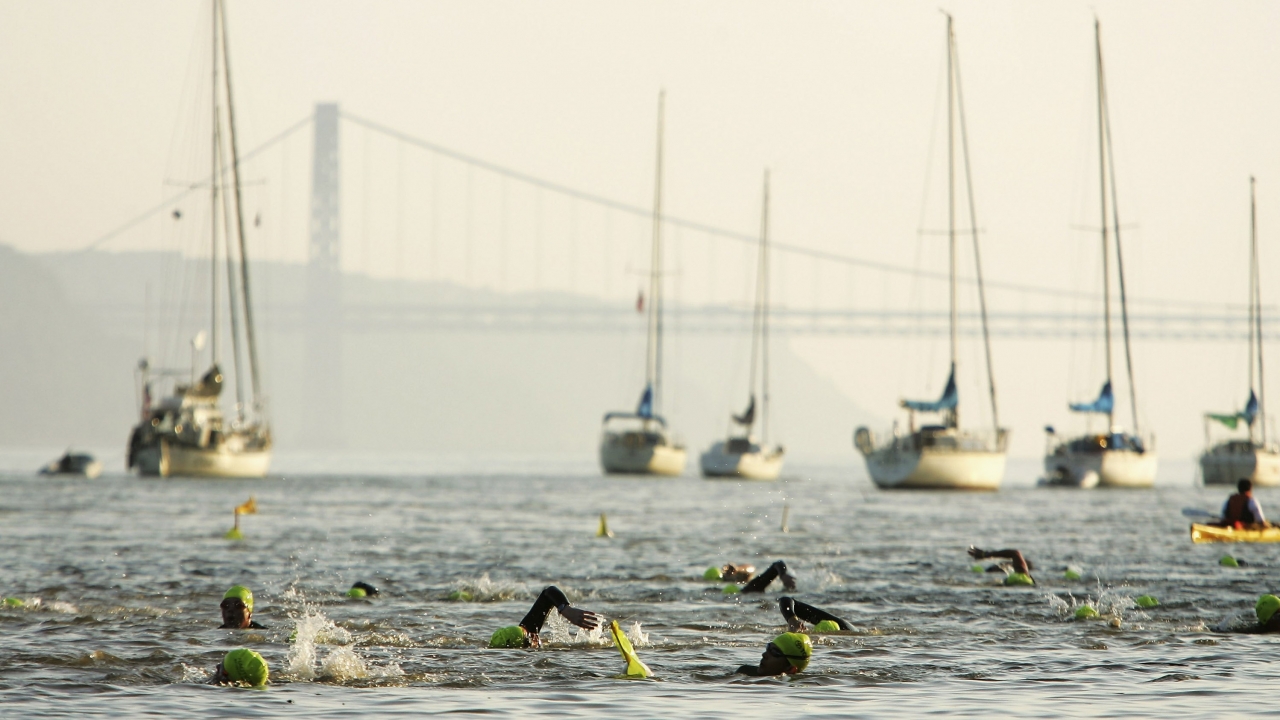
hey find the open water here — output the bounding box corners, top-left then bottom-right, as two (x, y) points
(1, 451), (1278, 718)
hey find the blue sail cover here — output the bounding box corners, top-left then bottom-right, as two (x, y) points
(1069, 381), (1114, 414)
(902, 365), (958, 413)
(1242, 389), (1260, 426)
(635, 384), (654, 419)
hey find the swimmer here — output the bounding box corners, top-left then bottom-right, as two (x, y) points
(347, 581), (379, 598)
(741, 560), (798, 594)
(779, 597), (854, 632)
(1254, 595), (1280, 633)
(719, 564), (756, 583)
(489, 586), (603, 648)
(967, 546), (1035, 585)
(735, 632), (812, 676)
(212, 648), (269, 687)
(1219, 479), (1271, 529)
(219, 585), (266, 629)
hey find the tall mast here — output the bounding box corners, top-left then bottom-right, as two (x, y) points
(759, 171), (772, 444)
(1249, 178), (1257, 442)
(218, 0), (264, 412)
(1253, 176), (1268, 445)
(946, 13), (958, 429)
(217, 112), (246, 418)
(1100, 22), (1140, 434)
(1095, 19), (1115, 429)
(951, 17), (1001, 434)
(209, 0), (219, 366)
(646, 91), (665, 422)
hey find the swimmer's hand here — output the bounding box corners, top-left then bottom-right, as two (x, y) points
(967, 546), (986, 560)
(527, 632), (542, 648)
(558, 605), (603, 631)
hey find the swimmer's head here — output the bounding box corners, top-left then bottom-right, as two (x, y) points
(220, 585), (254, 628)
(703, 567), (722, 581)
(220, 648), (269, 687)
(223, 585), (254, 612)
(770, 632), (812, 673)
(813, 620), (841, 633)
(489, 625), (529, 649)
(1256, 594), (1280, 624)
(1004, 572), (1035, 586)
(1074, 605), (1099, 619)
(349, 581), (379, 597)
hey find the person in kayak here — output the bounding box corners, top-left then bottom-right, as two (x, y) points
(967, 546), (1035, 585)
(488, 586), (603, 648)
(220, 585), (266, 629)
(778, 597), (854, 632)
(1221, 479), (1270, 528)
(735, 632), (813, 676)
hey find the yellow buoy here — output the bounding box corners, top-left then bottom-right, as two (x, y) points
(597, 513), (614, 538)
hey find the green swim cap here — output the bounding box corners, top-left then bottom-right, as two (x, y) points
(970, 564), (984, 573)
(222, 648), (269, 687)
(489, 625), (528, 648)
(722, 584), (739, 594)
(1063, 569), (1082, 580)
(346, 587), (367, 598)
(1256, 594), (1280, 624)
(813, 620), (841, 633)
(1004, 572), (1034, 586)
(448, 590), (474, 602)
(1220, 555), (1240, 567)
(703, 567), (723, 581)
(1074, 605), (1099, 619)
(4, 597), (23, 608)
(1134, 595), (1159, 608)
(771, 632), (812, 672)
(223, 585), (253, 613)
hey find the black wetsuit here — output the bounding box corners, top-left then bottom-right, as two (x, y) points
(519, 586), (571, 634)
(220, 620), (267, 629)
(735, 664), (765, 676)
(779, 597), (854, 631)
(741, 561), (795, 593)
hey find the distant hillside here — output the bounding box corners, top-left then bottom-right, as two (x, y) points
(6, 247), (878, 463)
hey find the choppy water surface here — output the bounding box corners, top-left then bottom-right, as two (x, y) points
(2, 453), (1278, 718)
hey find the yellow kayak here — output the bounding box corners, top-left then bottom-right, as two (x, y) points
(1190, 523), (1280, 543)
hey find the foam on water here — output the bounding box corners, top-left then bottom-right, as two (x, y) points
(448, 573), (526, 602)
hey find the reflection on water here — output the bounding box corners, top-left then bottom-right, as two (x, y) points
(0, 453), (1276, 718)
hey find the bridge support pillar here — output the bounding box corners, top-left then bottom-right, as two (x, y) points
(306, 103), (343, 448)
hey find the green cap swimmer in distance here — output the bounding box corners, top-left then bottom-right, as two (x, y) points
(1004, 572), (1035, 586)
(813, 619), (841, 633)
(1256, 594), (1280, 624)
(223, 585), (253, 613)
(1074, 605), (1099, 619)
(703, 567), (723, 581)
(771, 632), (812, 673)
(489, 625), (529, 649)
(221, 648), (269, 687)
(1134, 595), (1159, 608)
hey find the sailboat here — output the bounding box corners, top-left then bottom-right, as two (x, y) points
(701, 171), (785, 481)
(1042, 20), (1156, 489)
(599, 91), (687, 476)
(126, 0), (272, 479)
(1199, 178), (1279, 486)
(853, 16), (1008, 490)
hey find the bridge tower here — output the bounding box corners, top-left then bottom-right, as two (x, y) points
(306, 103), (343, 447)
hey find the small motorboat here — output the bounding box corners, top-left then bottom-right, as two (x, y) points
(39, 451), (103, 479)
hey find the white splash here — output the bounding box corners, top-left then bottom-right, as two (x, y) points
(287, 611), (350, 680)
(626, 621), (651, 648)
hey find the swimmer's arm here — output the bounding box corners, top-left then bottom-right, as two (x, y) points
(968, 547), (1029, 575)
(519, 586), (602, 639)
(791, 599), (853, 631)
(742, 561), (795, 593)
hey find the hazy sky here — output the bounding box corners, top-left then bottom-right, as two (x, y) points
(3, 0), (1280, 463)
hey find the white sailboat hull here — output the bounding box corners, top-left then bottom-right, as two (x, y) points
(1200, 444), (1280, 487)
(863, 445), (1005, 490)
(1043, 446), (1157, 488)
(700, 442), (784, 481)
(600, 433), (686, 476)
(145, 440), (271, 478)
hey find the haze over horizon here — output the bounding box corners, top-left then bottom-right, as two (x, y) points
(2, 0), (1279, 464)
